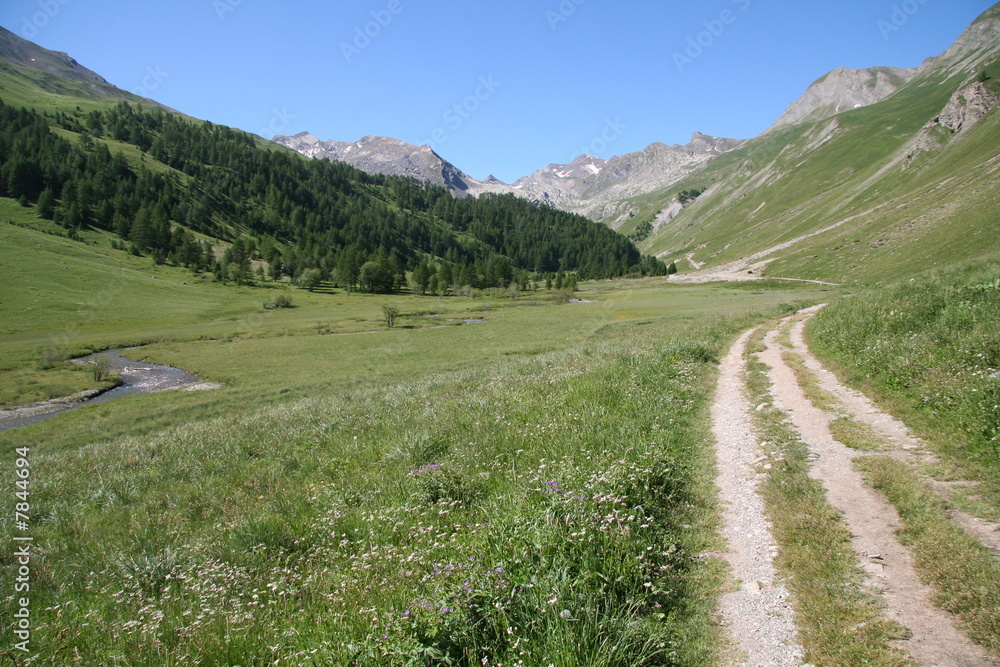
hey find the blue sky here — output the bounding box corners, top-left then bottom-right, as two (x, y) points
(0, 0), (994, 183)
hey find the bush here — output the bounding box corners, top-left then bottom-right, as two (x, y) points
(382, 304), (400, 328)
(263, 294), (294, 309)
(91, 357), (115, 382)
(36, 347), (66, 370)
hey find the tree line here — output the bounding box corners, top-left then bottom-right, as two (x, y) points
(0, 99), (669, 291)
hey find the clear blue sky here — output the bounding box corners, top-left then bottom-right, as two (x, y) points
(1, 0), (994, 183)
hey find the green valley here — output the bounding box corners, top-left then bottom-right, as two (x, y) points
(1, 5), (999, 665)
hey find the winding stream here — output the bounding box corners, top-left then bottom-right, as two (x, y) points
(0, 349), (203, 432)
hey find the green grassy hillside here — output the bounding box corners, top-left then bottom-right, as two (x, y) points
(633, 49), (1000, 284)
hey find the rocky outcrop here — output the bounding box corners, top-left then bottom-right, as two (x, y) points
(933, 80), (996, 133)
(908, 80), (997, 159)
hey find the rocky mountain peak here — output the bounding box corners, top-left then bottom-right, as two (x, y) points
(273, 132), (495, 197)
(926, 6), (1000, 76)
(767, 65), (919, 132)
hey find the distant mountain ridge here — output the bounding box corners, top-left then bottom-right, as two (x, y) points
(273, 132), (502, 196)
(274, 130), (743, 220)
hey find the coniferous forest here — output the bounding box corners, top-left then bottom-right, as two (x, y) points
(0, 99), (667, 291)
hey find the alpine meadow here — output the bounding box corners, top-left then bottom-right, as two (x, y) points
(1, 3), (999, 666)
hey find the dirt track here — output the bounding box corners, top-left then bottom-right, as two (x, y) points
(711, 307), (998, 666)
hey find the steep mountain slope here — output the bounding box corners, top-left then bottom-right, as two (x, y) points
(0, 26), (164, 109)
(632, 4), (1000, 285)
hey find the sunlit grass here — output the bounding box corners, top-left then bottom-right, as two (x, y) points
(0, 218), (835, 662)
(0, 312), (785, 665)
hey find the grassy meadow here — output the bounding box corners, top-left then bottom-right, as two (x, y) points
(0, 216), (826, 664)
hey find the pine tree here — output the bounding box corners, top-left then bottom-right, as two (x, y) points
(35, 188), (57, 219)
(130, 207), (155, 250)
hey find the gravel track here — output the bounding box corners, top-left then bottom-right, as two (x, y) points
(753, 308), (994, 666)
(712, 328), (805, 666)
(711, 308), (998, 665)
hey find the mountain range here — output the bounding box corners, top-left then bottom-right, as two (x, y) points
(275, 3), (1000, 283)
(1, 3), (998, 287)
(272, 130), (744, 222)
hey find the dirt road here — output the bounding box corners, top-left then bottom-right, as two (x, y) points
(711, 307), (998, 666)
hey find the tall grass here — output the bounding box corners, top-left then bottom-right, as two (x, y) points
(809, 260), (1000, 485)
(0, 312), (780, 665)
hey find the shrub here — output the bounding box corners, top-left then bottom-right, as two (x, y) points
(263, 294), (294, 309)
(382, 304), (400, 328)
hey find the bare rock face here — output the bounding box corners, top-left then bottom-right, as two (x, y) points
(511, 133), (742, 219)
(767, 66), (918, 132)
(273, 132), (488, 195)
(935, 81), (997, 133)
(908, 80), (997, 159)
